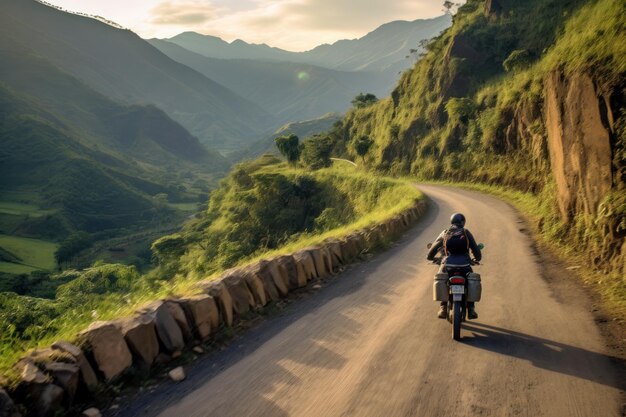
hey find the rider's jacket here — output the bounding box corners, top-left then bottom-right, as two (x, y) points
(426, 225), (482, 266)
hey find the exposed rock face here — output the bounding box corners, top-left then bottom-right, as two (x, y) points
(78, 321), (132, 382)
(484, 0), (508, 16)
(544, 71), (613, 221)
(51, 341), (98, 389)
(444, 35), (483, 98)
(140, 302), (185, 353)
(114, 314), (159, 369)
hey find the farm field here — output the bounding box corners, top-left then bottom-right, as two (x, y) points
(0, 234), (58, 273)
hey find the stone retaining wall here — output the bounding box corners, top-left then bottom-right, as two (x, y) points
(1, 199), (427, 417)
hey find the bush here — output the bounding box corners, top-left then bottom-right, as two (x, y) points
(351, 93), (378, 109)
(503, 49), (532, 72)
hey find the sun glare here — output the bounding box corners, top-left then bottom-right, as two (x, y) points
(297, 71), (310, 81)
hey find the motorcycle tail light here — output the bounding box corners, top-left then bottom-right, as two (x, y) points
(450, 277), (465, 284)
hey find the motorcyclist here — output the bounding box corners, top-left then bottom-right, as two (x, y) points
(427, 213), (482, 319)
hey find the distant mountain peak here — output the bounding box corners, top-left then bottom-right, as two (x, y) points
(164, 14), (451, 73)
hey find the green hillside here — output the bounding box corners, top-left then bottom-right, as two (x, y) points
(0, 0), (275, 151)
(334, 0), (625, 311)
(0, 37), (231, 270)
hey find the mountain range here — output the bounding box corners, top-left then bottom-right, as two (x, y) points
(152, 16), (450, 127)
(0, 0), (452, 266)
(1, 0), (274, 152)
(148, 40), (390, 124)
(164, 15), (451, 73)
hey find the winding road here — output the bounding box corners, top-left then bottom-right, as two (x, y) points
(114, 185), (624, 417)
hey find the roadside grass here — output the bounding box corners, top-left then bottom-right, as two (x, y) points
(0, 234), (58, 271)
(170, 164), (422, 294)
(0, 165), (423, 377)
(426, 180), (626, 319)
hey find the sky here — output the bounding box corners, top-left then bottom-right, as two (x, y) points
(45, 0), (450, 51)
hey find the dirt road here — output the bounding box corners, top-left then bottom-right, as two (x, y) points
(115, 185), (624, 417)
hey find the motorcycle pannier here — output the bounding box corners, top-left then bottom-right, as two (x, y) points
(433, 272), (449, 301)
(467, 272), (482, 302)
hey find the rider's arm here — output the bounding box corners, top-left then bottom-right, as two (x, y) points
(427, 231), (445, 260)
(466, 229), (482, 262)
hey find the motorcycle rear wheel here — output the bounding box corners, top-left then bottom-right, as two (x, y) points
(452, 301), (462, 340)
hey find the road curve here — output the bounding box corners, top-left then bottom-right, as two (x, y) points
(114, 185), (624, 417)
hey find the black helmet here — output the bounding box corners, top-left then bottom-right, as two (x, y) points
(450, 212), (465, 227)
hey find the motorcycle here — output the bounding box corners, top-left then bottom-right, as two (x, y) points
(427, 243), (484, 340)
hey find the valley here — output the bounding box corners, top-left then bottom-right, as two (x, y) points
(0, 0), (623, 415)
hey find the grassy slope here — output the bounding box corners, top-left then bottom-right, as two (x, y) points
(0, 161), (421, 376)
(0, 235), (57, 272)
(339, 0), (625, 313)
(0, 32), (230, 264)
(1, 0), (275, 151)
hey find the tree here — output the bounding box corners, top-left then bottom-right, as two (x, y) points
(274, 134), (301, 165)
(351, 93), (378, 109)
(301, 135), (333, 169)
(443, 1), (462, 15)
(354, 136), (374, 162)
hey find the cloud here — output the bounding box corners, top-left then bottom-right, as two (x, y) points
(197, 0), (447, 50)
(150, 1), (218, 25)
(278, 0), (435, 31)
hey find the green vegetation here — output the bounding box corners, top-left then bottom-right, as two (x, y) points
(154, 156), (421, 279)
(0, 157), (422, 375)
(274, 134), (301, 165)
(237, 113), (342, 162)
(351, 93), (379, 109)
(300, 135), (334, 169)
(332, 0), (625, 316)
